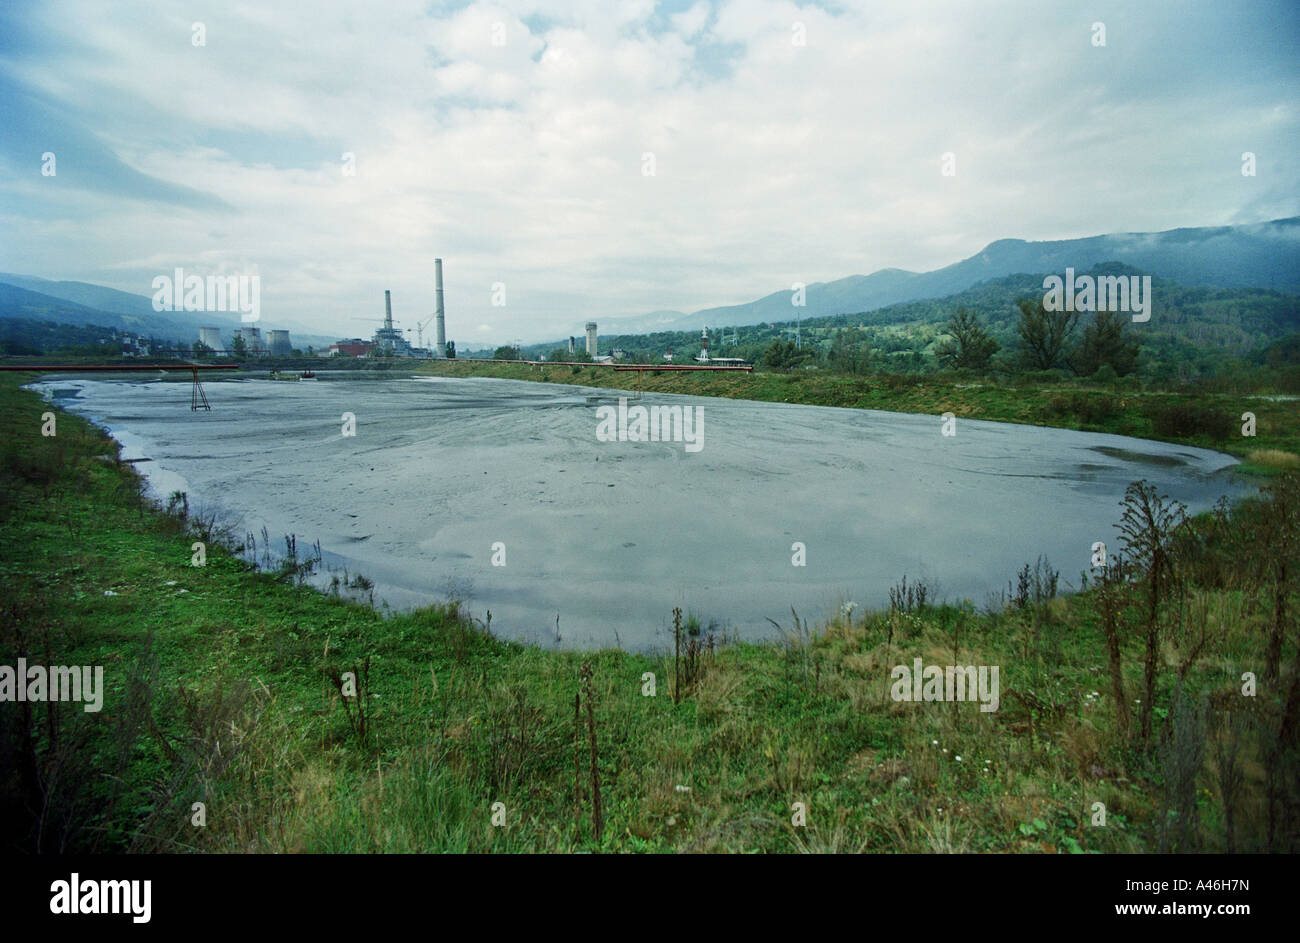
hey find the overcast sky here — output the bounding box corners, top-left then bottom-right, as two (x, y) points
(1, 0), (1296, 345)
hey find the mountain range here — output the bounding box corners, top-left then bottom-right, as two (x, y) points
(596, 216), (1300, 336)
(4, 217), (1298, 351)
(0, 273), (337, 348)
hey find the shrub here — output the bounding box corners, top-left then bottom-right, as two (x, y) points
(1043, 393), (1118, 426)
(1011, 368), (1071, 388)
(1146, 401), (1234, 440)
(1091, 364), (1119, 385)
(876, 372), (921, 391)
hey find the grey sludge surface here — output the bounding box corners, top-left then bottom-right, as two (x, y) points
(36, 373), (1251, 651)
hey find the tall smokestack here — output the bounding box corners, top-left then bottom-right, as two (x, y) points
(384, 290), (393, 331)
(434, 258), (446, 357)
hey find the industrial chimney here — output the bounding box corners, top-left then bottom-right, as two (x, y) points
(434, 258), (447, 358)
(384, 290), (393, 331)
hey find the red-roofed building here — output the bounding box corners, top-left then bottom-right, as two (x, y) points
(328, 339), (374, 358)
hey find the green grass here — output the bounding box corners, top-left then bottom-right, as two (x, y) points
(1, 371), (1296, 853)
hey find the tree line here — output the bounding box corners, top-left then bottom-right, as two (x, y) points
(760, 299), (1142, 380)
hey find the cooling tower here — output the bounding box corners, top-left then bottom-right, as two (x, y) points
(267, 329), (292, 356)
(198, 327), (222, 352)
(240, 325), (263, 355)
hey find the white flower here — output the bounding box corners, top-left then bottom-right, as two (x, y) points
(955, 755), (962, 762)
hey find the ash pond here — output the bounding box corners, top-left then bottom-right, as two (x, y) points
(36, 373), (1251, 651)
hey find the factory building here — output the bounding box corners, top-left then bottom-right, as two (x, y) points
(328, 339), (374, 358)
(119, 333), (149, 357)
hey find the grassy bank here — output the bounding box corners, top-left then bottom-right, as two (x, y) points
(418, 360), (1299, 476)
(1, 372), (1297, 853)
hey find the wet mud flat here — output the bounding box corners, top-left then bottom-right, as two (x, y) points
(36, 373), (1250, 650)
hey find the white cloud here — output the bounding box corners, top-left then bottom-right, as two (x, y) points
(672, 2), (712, 40)
(0, 0), (1296, 345)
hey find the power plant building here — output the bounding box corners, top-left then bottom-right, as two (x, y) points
(328, 339), (374, 358)
(330, 260), (452, 359)
(373, 289), (413, 356)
